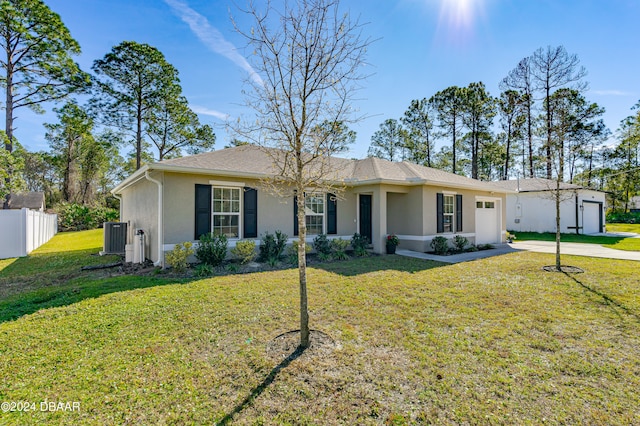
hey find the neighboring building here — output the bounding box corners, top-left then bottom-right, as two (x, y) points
(111, 145), (509, 266)
(629, 196), (640, 213)
(4, 192), (45, 211)
(491, 178), (606, 235)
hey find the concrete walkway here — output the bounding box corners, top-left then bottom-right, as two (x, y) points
(397, 239), (640, 264)
(396, 244), (519, 264)
(511, 240), (640, 261)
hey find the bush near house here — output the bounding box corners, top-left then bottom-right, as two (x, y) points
(57, 202), (119, 231)
(195, 233), (228, 267)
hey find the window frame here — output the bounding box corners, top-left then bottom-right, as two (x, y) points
(304, 192), (325, 235)
(211, 186), (242, 239)
(442, 194), (455, 233)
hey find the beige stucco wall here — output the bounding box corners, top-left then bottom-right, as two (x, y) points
(120, 175), (159, 262)
(120, 170), (507, 261)
(162, 172), (358, 245)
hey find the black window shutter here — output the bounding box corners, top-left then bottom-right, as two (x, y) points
(456, 194), (463, 232)
(293, 194), (299, 236)
(327, 193), (337, 234)
(243, 187), (258, 238)
(195, 184), (211, 239)
(436, 193), (444, 233)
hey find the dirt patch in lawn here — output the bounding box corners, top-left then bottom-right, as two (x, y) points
(542, 265), (584, 273)
(266, 329), (340, 361)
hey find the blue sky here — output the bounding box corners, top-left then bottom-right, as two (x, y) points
(15, 0), (640, 159)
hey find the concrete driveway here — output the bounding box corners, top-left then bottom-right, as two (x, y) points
(510, 240), (640, 261)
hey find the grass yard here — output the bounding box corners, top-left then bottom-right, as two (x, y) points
(606, 223), (640, 234)
(1, 231), (639, 424)
(511, 230), (640, 252)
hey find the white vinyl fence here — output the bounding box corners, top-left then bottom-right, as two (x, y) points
(0, 208), (58, 259)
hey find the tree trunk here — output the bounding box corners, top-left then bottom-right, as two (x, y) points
(555, 178), (562, 271)
(296, 188), (310, 348)
(503, 120), (512, 180)
(452, 114), (457, 174)
(546, 85), (553, 180)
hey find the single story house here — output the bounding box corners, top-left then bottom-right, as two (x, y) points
(491, 178), (605, 235)
(111, 146), (509, 266)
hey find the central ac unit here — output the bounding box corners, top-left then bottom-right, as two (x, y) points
(104, 222), (127, 254)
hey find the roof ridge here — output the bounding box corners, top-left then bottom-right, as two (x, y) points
(369, 156), (382, 179)
(401, 161), (423, 179)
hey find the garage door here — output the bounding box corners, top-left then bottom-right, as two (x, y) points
(582, 203), (601, 234)
(475, 200), (500, 244)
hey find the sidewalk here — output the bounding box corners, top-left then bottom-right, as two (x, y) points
(396, 240), (640, 264)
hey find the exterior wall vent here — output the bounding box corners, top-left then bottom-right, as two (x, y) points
(104, 222), (128, 254)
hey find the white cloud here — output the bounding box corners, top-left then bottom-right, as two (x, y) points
(164, 0), (263, 86)
(191, 105), (230, 121)
(592, 89), (633, 96)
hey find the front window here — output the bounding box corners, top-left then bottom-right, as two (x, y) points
(443, 195), (454, 232)
(305, 193), (324, 235)
(213, 187), (240, 237)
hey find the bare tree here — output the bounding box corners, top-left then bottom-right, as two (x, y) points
(530, 45), (587, 180)
(233, 0), (370, 348)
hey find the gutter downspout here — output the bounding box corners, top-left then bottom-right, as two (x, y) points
(144, 171), (164, 268)
(575, 191), (580, 235)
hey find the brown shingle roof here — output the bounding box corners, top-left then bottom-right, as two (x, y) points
(121, 145), (507, 192)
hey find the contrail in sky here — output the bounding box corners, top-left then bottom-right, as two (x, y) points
(165, 0), (263, 86)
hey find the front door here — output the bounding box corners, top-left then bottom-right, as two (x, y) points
(359, 194), (372, 244)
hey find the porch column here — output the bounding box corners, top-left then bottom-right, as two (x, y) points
(372, 187), (388, 254)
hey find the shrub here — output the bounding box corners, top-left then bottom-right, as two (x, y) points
(452, 235), (469, 252)
(330, 238), (350, 260)
(195, 233), (228, 267)
(287, 240), (311, 264)
(195, 263), (215, 277)
(606, 211), (640, 224)
(165, 242), (194, 273)
(56, 203), (119, 231)
(313, 234), (332, 257)
(430, 236), (449, 255)
(259, 230), (288, 264)
(231, 240), (257, 264)
(351, 232), (370, 257)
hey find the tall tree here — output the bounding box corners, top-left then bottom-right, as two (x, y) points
(460, 82), (496, 179)
(530, 45), (587, 179)
(145, 90), (216, 161)
(497, 90), (526, 180)
(44, 101), (95, 203)
(0, 0), (89, 153)
(0, 132), (25, 203)
(92, 41), (179, 170)
(368, 118), (406, 161)
(430, 86), (464, 174)
(609, 106), (640, 212)
(401, 98), (435, 166)
(501, 57), (535, 177)
(546, 89), (606, 182)
(233, 0), (370, 349)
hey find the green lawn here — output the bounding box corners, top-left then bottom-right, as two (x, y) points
(1, 231), (639, 424)
(511, 231), (640, 252)
(606, 223), (640, 234)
